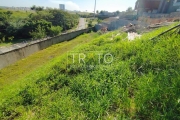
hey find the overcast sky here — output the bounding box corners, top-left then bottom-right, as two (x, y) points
(0, 0), (137, 12)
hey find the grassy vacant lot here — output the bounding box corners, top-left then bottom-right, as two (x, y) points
(0, 23), (180, 119)
(0, 8), (33, 18)
(0, 8), (34, 18)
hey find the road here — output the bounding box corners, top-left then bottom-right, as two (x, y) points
(76, 18), (86, 30)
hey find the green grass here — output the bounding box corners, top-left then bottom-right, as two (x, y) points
(86, 18), (98, 27)
(0, 8), (33, 18)
(0, 42), (12, 47)
(0, 23), (180, 119)
(0, 32), (99, 89)
(0, 39), (32, 47)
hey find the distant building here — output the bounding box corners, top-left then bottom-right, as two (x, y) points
(0, 6), (31, 11)
(59, 4), (65, 10)
(135, 0), (180, 16)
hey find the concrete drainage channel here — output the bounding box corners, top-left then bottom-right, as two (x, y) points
(0, 28), (92, 69)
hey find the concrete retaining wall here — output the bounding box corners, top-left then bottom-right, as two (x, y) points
(0, 28), (92, 69)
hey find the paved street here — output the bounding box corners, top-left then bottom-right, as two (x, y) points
(76, 18), (86, 30)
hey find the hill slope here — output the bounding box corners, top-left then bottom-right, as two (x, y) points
(0, 24), (180, 119)
(0, 32), (99, 89)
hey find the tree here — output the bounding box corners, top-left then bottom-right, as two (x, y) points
(48, 26), (62, 37)
(0, 8), (79, 43)
(48, 9), (79, 30)
(116, 10), (120, 15)
(126, 7), (133, 12)
(88, 20), (93, 27)
(31, 5), (44, 11)
(29, 25), (46, 40)
(97, 19), (102, 24)
(20, 19), (52, 38)
(0, 11), (14, 42)
(0, 11), (12, 27)
(100, 10), (103, 14)
(31, 5), (36, 10)
(29, 11), (53, 21)
(35, 6), (44, 11)
(96, 10), (99, 14)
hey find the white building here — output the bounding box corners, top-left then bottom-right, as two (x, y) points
(59, 4), (65, 10)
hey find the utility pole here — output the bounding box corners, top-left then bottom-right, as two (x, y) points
(94, 0), (96, 19)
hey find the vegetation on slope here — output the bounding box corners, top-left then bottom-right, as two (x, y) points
(0, 8), (33, 18)
(0, 32), (99, 89)
(0, 8), (79, 44)
(0, 24), (180, 119)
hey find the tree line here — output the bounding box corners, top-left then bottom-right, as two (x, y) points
(0, 7), (79, 43)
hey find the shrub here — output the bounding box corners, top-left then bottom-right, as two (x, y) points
(0, 9), (79, 44)
(0, 36), (5, 43)
(97, 19), (102, 24)
(29, 25), (46, 40)
(48, 9), (79, 30)
(7, 36), (14, 41)
(88, 20), (93, 27)
(21, 20), (51, 39)
(48, 26), (62, 37)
